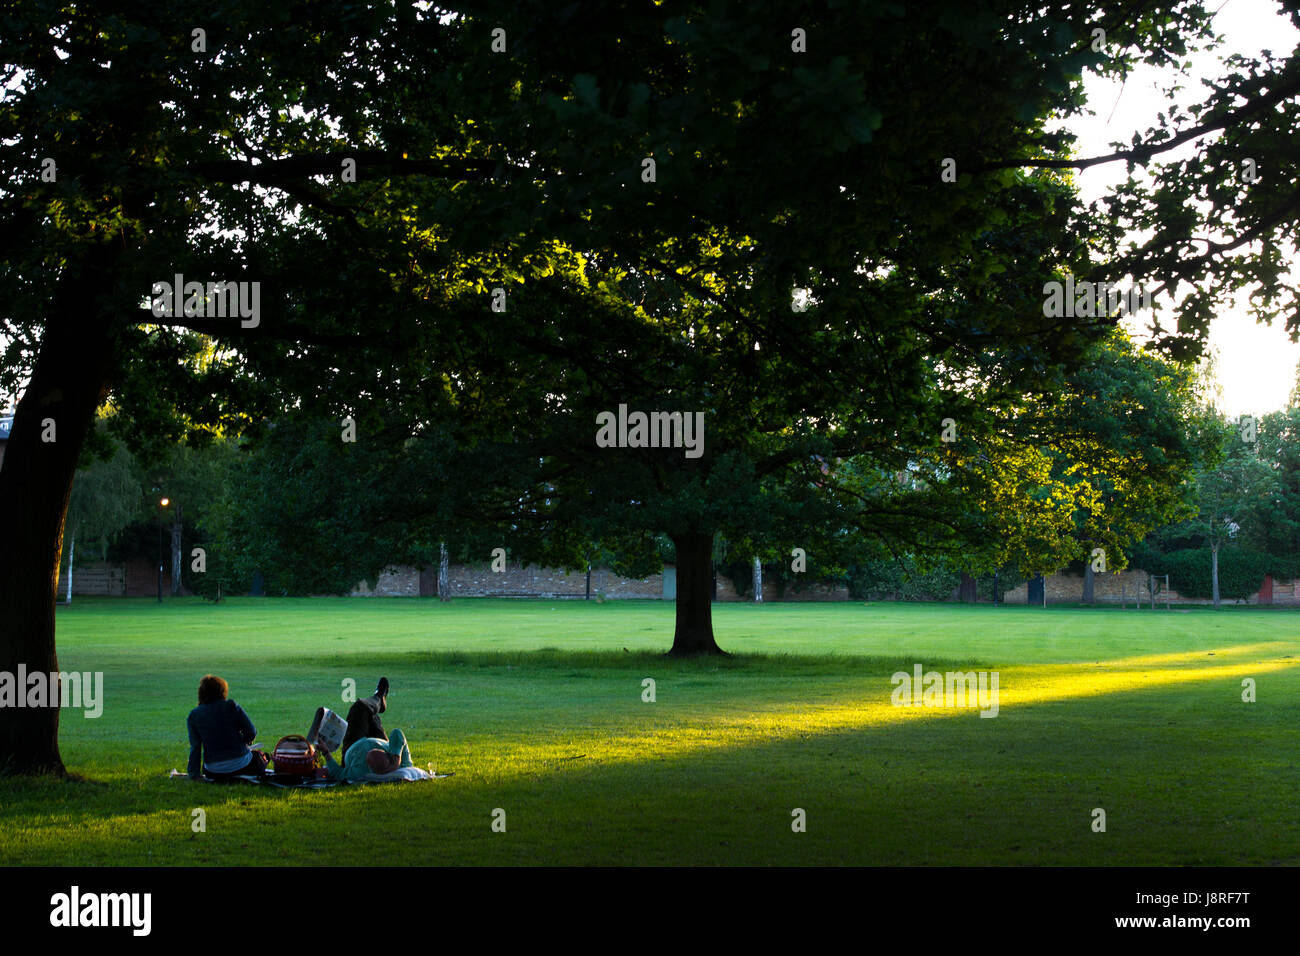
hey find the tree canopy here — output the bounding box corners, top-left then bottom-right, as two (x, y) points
(5, 1), (1300, 773)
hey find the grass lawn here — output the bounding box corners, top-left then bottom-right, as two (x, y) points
(2, 597), (1298, 866)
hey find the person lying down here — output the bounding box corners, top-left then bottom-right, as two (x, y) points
(316, 729), (431, 783)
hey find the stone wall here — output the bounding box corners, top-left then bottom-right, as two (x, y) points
(715, 573), (769, 602)
(57, 559), (183, 598)
(350, 566), (420, 597)
(55, 561), (126, 596)
(580, 566), (663, 599)
(445, 563), (641, 599)
(1268, 576), (1300, 605)
(350, 563), (665, 599)
(714, 573), (850, 602)
(349, 563), (849, 600)
(782, 581), (853, 602)
(1002, 568), (1283, 606)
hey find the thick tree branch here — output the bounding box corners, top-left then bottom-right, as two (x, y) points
(970, 62), (1300, 175)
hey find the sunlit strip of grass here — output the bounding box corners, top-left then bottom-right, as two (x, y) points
(19, 656), (1292, 844)
(412, 655), (1300, 777)
(7, 651), (1297, 865)
(995, 658), (1289, 707)
(1055, 641), (1294, 668)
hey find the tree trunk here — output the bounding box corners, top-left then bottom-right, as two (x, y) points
(170, 502), (183, 596)
(438, 541), (450, 601)
(1082, 561), (1095, 605)
(752, 556), (763, 603)
(1212, 544), (1220, 609)
(669, 531), (725, 655)
(0, 246), (120, 774)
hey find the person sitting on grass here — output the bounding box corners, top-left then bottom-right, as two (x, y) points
(317, 728), (429, 782)
(186, 674), (268, 780)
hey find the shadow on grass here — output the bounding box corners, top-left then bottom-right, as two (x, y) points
(2, 672), (1290, 866)
(3, 641), (1292, 848)
(273, 647), (1004, 675)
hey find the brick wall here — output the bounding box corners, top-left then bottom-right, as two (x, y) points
(1268, 576), (1300, 605)
(1003, 568), (1278, 606)
(349, 563), (665, 598)
(122, 558), (174, 597)
(715, 573), (766, 602)
(449, 562), (587, 598)
(350, 566), (420, 597)
(781, 581), (852, 601)
(44, 558), (855, 602)
(586, 566), (663, 599)
(444, 562), (662, 599)
(56, 561), (126, 596)
(714, 573), (849, 602)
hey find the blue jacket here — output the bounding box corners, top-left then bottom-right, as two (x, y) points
(187, 700), (257, 778)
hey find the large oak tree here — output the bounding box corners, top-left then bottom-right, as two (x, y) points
(3, 1), (1297, 773)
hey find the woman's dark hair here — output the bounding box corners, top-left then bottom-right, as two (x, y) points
(198, 674), (229, 705)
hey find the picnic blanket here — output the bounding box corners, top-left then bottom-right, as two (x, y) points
(168, 768), (452, 789)
(176, 705), (452, 788)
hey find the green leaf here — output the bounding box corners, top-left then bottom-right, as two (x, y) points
(573, 74), (600, 110)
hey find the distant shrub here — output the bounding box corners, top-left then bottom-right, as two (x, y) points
(847, 556), (959, 602)
(1144, 547), (1269, 601)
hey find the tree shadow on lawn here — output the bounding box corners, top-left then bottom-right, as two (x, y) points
(0, 650), (983, 822)
(2, 642), (1295, 865)
(2, 682), (1288, 866)
(271, 647), (1002, 674)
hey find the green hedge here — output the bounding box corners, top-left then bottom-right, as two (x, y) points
(980, 568), (1027, 603)
(719, 560), (756, 598)
(718, 560), (844, 599)
(847, 557), (960, 602)
(1143, 547), (1269, 600)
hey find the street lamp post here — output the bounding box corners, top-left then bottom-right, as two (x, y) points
(158, 496), (169, 603)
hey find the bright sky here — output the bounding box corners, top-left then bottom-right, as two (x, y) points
(1064, 0), (1300, 417)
